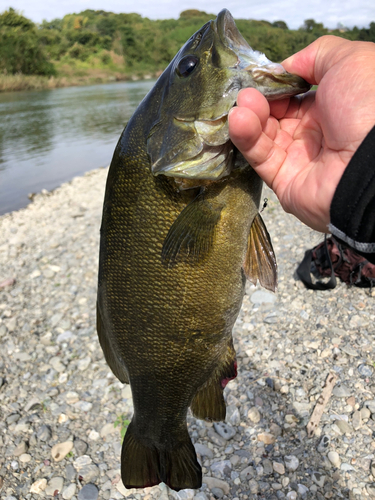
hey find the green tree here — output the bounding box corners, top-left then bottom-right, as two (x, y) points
(0, 8), (56, 75)
(272, 20), (288, 30)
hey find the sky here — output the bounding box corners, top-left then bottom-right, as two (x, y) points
(1, 0), (374, 29)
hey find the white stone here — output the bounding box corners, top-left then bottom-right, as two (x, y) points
(327, 451), (341, 467)
(202, 476), (230, 494)
(62, 483), (77, 500)
(51, 441), (73, 462)
(30, 478), (47, 494)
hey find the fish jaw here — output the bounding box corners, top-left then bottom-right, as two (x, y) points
(216, 9), (311, 99)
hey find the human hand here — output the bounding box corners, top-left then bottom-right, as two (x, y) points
(229, 36), (375, 232)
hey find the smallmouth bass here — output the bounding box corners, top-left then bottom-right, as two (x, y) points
(97, 9), (310, 491)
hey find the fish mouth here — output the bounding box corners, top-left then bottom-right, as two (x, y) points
(215, 9), (311, 99)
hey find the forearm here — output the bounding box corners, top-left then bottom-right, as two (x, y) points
(329, 125), (375, 264)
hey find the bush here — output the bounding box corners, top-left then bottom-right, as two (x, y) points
(0, 8), (56, 75)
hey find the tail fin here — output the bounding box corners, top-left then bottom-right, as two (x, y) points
(121, 422), (202, 491)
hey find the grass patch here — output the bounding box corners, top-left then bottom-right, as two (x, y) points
(114, 414), (130, 442)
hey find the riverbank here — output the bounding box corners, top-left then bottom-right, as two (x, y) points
(0, 70), (161, 93)
(1, 168), (375, 499)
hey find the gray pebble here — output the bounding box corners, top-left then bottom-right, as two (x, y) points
(193, 494), (208, 500)
(37, 424), (52, 442)
(45, 476), (64, 496)
(311, 471), (326, 488)
(340, 463), (355, 471)
(74, 439), (88, 456)
(239, 465), (255, 480)
(365, 400), (375, 413)
(250, 290), (276, 304)
(352, 410), (362, 430)
(225, 404), (240, 426)
(207, 428), (226, 447)
(332, 385), (352, 398)
(334, 419), (352, 435)
(77, 464), (99, 483)
(62, 483), (77, 500)
(317, 435), (330, 453)
(298, 484), (309, 495)
(211, 488), (224, 499)
(212, 423), (236, 441)
(194, 443), (213, 459)
(262, 459), (273, 474)
(65, 464), (76, 481)
(284, 455), (299, 472)
(358, 364), (373, 377)
(78, 484), (99, 500)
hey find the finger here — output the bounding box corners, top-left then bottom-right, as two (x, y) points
(269, 98), (290, 119)
(236, 88), (270, 129)
(228, 106), (262, 153)
(229, 106), (287, 188)
(282, 35), (350, 84)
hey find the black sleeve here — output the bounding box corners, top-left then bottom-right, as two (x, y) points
(329, 125), (375, 264)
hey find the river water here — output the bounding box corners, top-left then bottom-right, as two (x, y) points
(0, 80), (155, 215)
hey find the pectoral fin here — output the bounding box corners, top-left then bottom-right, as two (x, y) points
(243, 213), (277, 292)
(162, 192), (223, 266)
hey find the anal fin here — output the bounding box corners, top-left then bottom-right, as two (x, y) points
(243, 213), (277, 292)
(190, 345), (237, 421)
(96, 304), (129, 384)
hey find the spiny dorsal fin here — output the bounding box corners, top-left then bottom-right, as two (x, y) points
(162, 193), (223, 267)
(243, 213), (277, 292)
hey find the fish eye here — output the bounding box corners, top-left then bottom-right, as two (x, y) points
(177, 55), (199, 78)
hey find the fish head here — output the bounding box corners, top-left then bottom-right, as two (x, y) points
(148, 9), (311, 183)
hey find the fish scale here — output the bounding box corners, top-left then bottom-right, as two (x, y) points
(97, 8), (310, 491)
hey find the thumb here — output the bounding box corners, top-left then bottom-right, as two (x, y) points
(282, 35), (351, 85)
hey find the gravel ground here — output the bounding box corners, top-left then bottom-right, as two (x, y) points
(0, 167), (375, 500)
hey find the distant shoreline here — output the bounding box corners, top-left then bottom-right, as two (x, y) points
(0, 70), (161, 93)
